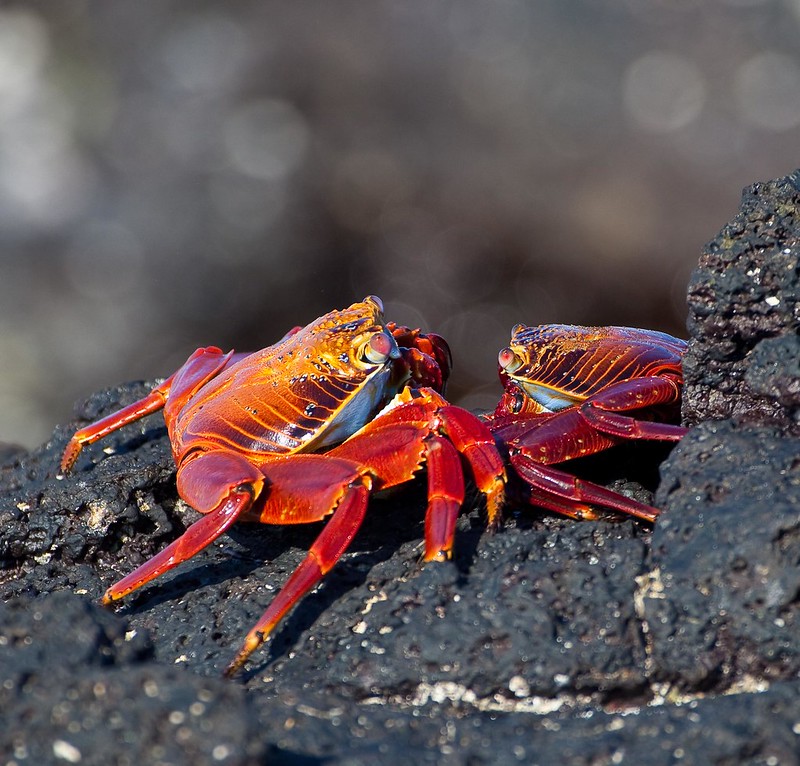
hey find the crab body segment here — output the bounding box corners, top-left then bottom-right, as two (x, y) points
(61, 297), (504, 675)
(488, 324), (687, 522)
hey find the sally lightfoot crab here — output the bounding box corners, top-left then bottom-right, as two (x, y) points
(487, 324), (687, 522)
(60, 297), (505, 676)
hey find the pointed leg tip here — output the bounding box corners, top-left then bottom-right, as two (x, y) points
(485, 492), (505, 528)
(224, 632), (266, 678)
(487, 515), (503, 534)
(424, 548), (452, 563)
(60, 444), (80, 474)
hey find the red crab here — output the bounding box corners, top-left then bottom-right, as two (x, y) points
(487, 324), (687, 522)
(60, 297), (505, 676)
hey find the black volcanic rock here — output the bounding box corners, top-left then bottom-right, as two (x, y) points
(651, 420), (800, 690)
(684, 170), (800, 430)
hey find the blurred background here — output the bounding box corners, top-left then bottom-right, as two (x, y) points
(2, 0), (800, 447)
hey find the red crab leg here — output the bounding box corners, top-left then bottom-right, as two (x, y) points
(328, 390), (506, 559)
(422, 434), (466, 562)
(104, 450), (267, 602)
(526, 486), (600, 522)
(510, 453), (659, 522)
(103, 486), (254, 604)
(225, 474), (372, 677)
(438, 404), (506, 528)
(326, 400), (468, 559)
(60, 346), (236, 473)
(578, 377), (687, 441)
(61, 378), (174, 473)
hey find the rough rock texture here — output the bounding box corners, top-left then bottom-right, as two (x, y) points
(650, 421), (800, 691)
(4, 171), (800, 764)
(684, 169), (800, 431)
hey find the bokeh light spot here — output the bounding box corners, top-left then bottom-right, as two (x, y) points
(0, 8), (49, 112)
(161, 14), (253, 93)
(223, 99), (309, 180)
(733, 52), (800, 131)
(623, 52), (706, 132)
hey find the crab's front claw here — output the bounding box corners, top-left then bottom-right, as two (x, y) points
(387, 323), (452, 392)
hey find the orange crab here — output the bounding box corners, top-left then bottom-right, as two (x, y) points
(60, 297), (505, 676)
(487, 324), (687, 522)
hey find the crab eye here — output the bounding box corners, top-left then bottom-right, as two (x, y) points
(365, 295), (384, 314)
(498, 347), (523, 373)
(362, 331), (396, 364)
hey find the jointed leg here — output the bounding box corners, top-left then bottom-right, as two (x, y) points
(578, 377), (686, 441)
(421, 434), (465, 562)
(438, 405), (506, 527)
(61, 346), (237, 473)
(225, 476), (372, 676)
(61, 377), (174, 473)
(104, 486), (254, 603)
(511, 452), (659, 523)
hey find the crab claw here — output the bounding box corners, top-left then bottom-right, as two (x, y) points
(387, 323), (452, 393)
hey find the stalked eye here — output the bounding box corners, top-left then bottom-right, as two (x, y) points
(365, 295), (384, 314)
(361, 331), (397, 364)
(498, 346), (523, 373)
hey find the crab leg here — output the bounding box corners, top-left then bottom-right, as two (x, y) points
(328, 390), (506, 559)
(61, 379), (174, 473)
(225, 475), (372, 677)
(103, 486), (254, 604)
(438, 405), (506, 528)
(578, 377), (687, 441)
(510, 453), (659, 522)
(421, 434), (465, 562)
(104, 450), (267, 602)
(60, 346), (237, 473)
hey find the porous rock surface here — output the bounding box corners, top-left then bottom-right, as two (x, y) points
(683, 169), (800, 431)
(3, 171), (800, 764)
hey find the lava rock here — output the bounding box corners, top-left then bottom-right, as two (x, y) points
(650, 420), (800, 691)
(0, 591), (267, 766)
(684, 169), (800, 430)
